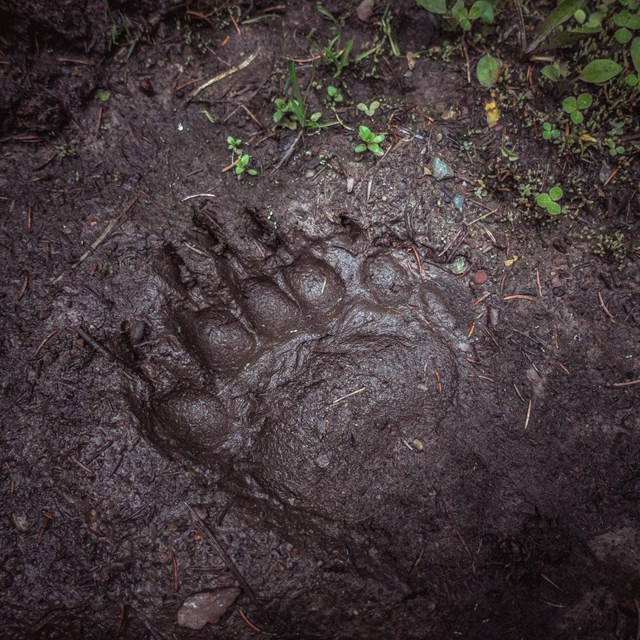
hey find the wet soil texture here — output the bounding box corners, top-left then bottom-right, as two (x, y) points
(1, 1), (639, 639)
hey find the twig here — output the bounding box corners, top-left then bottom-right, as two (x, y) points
(238, 610), (278, 637)
(188, 50), (259, 101)
(329, 387), (366, 407)
(503, 294), (536, 301)
(611, 378), (640, 388)
(271, 129), (303, 173)
(184, 503), (267, 617)
(18, 271), (29, 301)
(185, 10), (217, 34)
(34, 329), (60, 356)
(598, 291), (615, 321)
(524, 399), (532, 429)
(51, 196), (139, 285)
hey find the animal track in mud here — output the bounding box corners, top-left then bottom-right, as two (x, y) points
(132, 215), (470, 521)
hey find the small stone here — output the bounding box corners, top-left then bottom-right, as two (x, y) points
(412, 439), (424, 452)
(553, 287), (565, 297)
(11, 514), (30, 532)
(346, 177), (355, 193)
(177, 588), (241, 630)
(430, 156), (454, 181)
(453, 194), (465, 211)
(488, 307), (500, 329)
(552, 254), (567, 267)
(473, 270), (488, 285)
(356, 0), (375, 22)
(551, 276), (562, 288)
(315, 453), (330, 468)
(449, 256), (468, 275)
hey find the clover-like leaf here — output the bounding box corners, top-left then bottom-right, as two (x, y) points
(549, 185), (564, 201)
(576, 92), (592, 109)
(536, 193), (552, 207)
(476, 54), (503, 87)
(547, 202), (562, 215)
(615, 27), (633, 44)
(562, 96), (577, 112)
(354, 143), (367, 154)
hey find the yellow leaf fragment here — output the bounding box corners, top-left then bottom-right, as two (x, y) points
(484, 99), (501, 128)
(504, 255), (519, 267)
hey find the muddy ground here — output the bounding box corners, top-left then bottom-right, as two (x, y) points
(1, 1), (639, 638)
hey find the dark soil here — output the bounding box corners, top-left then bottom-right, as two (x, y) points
(1, 1), (639, 639)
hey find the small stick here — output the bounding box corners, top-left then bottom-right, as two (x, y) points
(181, 193), (216, 202)
(57, 57), (94, 65)
(185, 10), (217, 34)
(286, 55), (322, 63)
(466, 207), (499, 226)
(188, 50), (258, 101)
(598, 291), (615, 321)
(435, 370), (443, 395)
(524, 399), (532, 429)
(27, 206), (32, 231)
(34, 329), (60, 356)
(184, 503), (267, 617)
(228, 8), (242, 38)
(18, 271), (29, 301)
(117, 604), (127, 636)
(556, 362), (571, 376)
(503, 294), (536, 301)
(238, 610), (278, 637)
(411, 246), (422, 274)
(222, 156), (241, 173)
(603, 166), (619, 188)
(96, 106), (103, 136)
(611, 378), (640, 388)
(175, 78), (202, 93)
(72, 458), (94, 476)
(437, 228), (462, 257)
(51, 195), (139, 285)
(240, 104), (263, 129)
(473, 293), (490, 305)
(329, 387), (366, 406)
(271, 129), (303, 173)
(468, 319), (476, 338)
(536, 269), (542, 297)
(443, 500), (473, 562)
(482, 225), (496, 245)
(541, 573), (562, 591)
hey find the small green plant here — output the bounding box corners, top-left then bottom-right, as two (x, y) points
(416, 0), (495, 32)
(224, 136), (257, 177)
(273, 61), (331, 130)
(541, 121), (561, 141)
(540, 61), (569, 82)
(379, 6), (401, 56)
(322, 35), (354, 78)
(226, 136), (243, 155)
(357, 100), (380, 117)
(562, 92), (592, 124)
(605, 138), (625, 156)
(234, 154), (258, 177)
(500, 145), (519, 162)
(327, 85), (344, 104)
(536, 185), (564, 216)
(355, 125), (385, 157)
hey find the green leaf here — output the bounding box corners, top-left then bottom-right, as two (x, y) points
(416, 0), (447, 14)
(96, 89), (111, 102)
(469, 0), (495, 23)
(626, 73), (639, 86)
(628, 14), (640, 29)
(613, 10), (630, 27)
(536, 193), (552, 207)
(576, 92), (592, 109)
(476, 54), (503, 87)
(631, 37), (640, 74)
(541, 64), (560, 81)
(573, 8), (586, 23)
(369, 143), (384, 156)
(547, 202), (562, 215)
(372, 134), (385, 144)
(615, 27), (633, 43)
(526, 0), (584, 53)
(327, 85), (337, 96)
(354, 143), (367, 153)
(247, 169), (258, 176)
(357, 103), (368, 112)
(358, 125), (372, 139)
(310, 112), (322, 122)
(570, 110), (583, 124)
(562, 96), (577, 112)
(580, 59), (622, 83)
(549, 185), (564, 200)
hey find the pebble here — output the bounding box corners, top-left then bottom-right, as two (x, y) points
(553, 287), (565, 297)
(551, 276), (562, 288)
(453, 194), (465, 211)
(315, 453), (330, 468)
(177, 588), (241, 629)
(430, 156), (454, 181)
(473, 270), (488, 285)
(488, 307), (500, 329)
(449, 256), (468, 275)
(552, 254), (568, 267)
